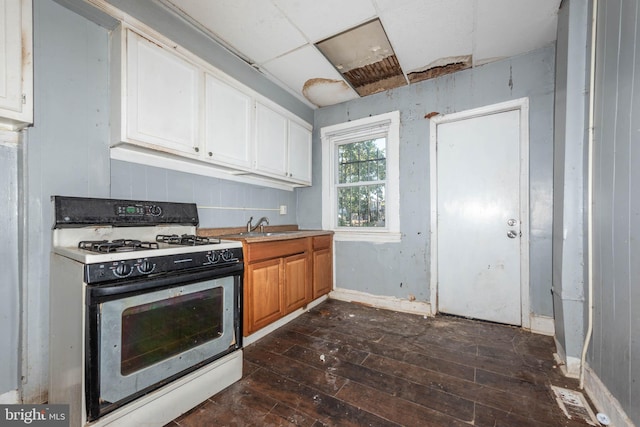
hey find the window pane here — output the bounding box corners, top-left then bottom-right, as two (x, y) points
(338, 138), (386, 184)
(337, 184), (385, 227)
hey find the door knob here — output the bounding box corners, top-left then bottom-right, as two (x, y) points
(507, 230), (518, 239)
(507, 218), (518, 226)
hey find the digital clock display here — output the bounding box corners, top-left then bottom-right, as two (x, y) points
(116, 205), (145, 216)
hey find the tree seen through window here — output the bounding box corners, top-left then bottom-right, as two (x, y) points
(337, 138), (386, 227)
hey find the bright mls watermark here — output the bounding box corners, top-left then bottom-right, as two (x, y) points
(0, 405), (69, 426)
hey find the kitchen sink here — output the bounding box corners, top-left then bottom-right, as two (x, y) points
(222, 231), (300, 238)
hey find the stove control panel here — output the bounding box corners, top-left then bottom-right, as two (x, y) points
(115, 203), (162, 217)
(84, 247), (243, 284)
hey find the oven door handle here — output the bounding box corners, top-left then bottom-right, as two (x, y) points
(87, 263), (243, 303)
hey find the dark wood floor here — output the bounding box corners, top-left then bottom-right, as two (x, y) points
(167, 299), (594, 426)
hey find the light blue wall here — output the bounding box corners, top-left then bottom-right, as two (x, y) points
(0, 139), (20, 396)
(552, 0), (590, 362)
(21, 0), (111, 402)
(111, 160), (297, 227)
(590, 1), (640, 424)
(302, 45), (556, 315)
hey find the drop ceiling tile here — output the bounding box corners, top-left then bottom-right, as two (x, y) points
(261, 45), (359, 107)
(272, 0), (377, 42)
(165, 0), (307, 64)
(376, 0), (474, 73)
(474, 0), (561, 64)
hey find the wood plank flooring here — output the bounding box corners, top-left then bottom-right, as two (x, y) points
(166, 299), (594, 426)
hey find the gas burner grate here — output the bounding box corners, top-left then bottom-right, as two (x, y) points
(78, 239), (160, 253)
(156, 234), (221, 246)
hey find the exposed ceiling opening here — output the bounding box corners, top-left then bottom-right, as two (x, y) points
(162, 0), (562, 109)
(315, 19), (406, 97)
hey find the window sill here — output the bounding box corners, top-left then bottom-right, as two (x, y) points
(333, 231), (401, 243)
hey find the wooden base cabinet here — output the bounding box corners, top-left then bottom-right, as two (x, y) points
(283, 253), (310, 313)
(245, 258), (282, 334)
(312, 235), (333, 299)
(243, 238), (310, 336)
(243, 234), (333, 336)
(242, 233), (333, 336)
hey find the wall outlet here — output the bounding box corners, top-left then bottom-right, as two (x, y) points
(279, 205), (287, 215)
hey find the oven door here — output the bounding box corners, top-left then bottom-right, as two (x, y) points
(86, 265), (242, 421)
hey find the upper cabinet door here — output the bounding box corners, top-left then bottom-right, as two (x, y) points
(0, 0), (32, 130)
(255, 102), (287, 177)
(126, 30), (199, 154)
(204, 74), (252, 168)
(288, 120), (312, 184)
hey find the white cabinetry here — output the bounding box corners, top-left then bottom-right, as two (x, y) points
(255, 102), (312, 185)
(256, 102), (287, 177)
(125, 30), (199, 155)
(111, 26), (312, 189)
(288, 120), (312, 184)
(204, 74), (252, 169)
(0, 0), (32, 131)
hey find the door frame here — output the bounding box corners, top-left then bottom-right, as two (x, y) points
(429, 98), (530, 328)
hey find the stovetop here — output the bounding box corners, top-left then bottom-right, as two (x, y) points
(78, 234), (222, 254)
(51, 196), (243, 264)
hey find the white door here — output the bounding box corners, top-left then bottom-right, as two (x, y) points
(436, 109), (523, 325)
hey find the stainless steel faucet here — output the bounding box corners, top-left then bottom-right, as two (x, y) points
(247, 216), (269, 233)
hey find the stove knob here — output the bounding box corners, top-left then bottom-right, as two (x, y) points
(221, 249), (234, 261)
(138, 260), (155, 274)
(208, 251), (220, 264)
(114, 262), (133, 277)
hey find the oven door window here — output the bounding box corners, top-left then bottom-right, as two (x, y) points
(120, 287), (223, 375)
(99, 276), (236, 404)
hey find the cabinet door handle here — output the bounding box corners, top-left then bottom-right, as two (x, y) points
(194, 147), (199, 153)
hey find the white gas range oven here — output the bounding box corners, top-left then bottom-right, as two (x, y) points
(48, 196), (243, 427)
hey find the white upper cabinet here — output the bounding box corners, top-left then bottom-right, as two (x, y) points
(204, 73), (252, 169)
(111, 25), (312, 189)
(255, 102), (288, 177)
(0, 0), (33, 131)
(288, 120), (312, 184)
(255, 101), (312, 186)
(125, 30), (200, 155)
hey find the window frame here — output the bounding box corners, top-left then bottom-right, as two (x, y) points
(321, 111), (400, 243)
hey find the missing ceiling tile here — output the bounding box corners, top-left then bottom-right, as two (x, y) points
(315, 19), (407, 96)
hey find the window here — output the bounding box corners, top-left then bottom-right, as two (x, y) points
(321, 111), (400, 242)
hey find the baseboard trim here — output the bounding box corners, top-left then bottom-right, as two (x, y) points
(0, 390), (20, 404)
(529, 314), (555, 336)
(329, 288), (432, 316)
(583, 364), (635, 427)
